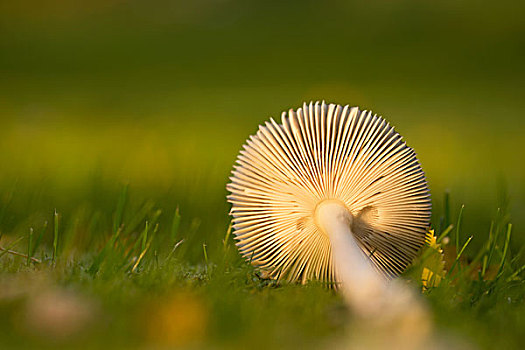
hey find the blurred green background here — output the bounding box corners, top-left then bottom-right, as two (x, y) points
(1, 0), (524, 249)
(1, 1), (525, 348)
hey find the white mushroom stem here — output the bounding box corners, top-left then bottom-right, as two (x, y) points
(315, 200), (429, 327)
(315, 200), (386, 316)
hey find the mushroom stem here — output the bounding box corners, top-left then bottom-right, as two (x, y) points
(316, 200), (432, 346)
(315, 200), (388, 316)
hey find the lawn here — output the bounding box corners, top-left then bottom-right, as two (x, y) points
(0, 1), (524, 349)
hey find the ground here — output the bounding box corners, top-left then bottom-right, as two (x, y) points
(0, 1), (524, 348)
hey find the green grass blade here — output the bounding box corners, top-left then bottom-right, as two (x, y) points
(113, 184), (128, 234)
(437, 224), (454, 243)
(52, 209), (59, 264)
(171, 206), (181, 243)
(27, 227), (33, 266)
(495, 224), (512, 279)
(89, 225), (123, 274)
(485, 209), (503, 277)
(481, 220), (495, 277)
(455, 204), (464, 255)
(506, 264), (525, 282)
(124, 200), (154, 235)
(131, 237), (152, 273)
(447, 235), (473, 278)
(223, 220), (233, 249)
(203, 243), (208, 265)
(203, 242), (209, 277)
(141, 221), (149, 252)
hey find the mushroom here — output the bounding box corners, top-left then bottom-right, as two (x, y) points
(226, 101), (431, 321)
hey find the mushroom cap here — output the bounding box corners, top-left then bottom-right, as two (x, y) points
(226, 101), (431, 284)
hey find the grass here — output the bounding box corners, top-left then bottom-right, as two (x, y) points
(0, 1), (523, 348)
(0, 183), (523, 349)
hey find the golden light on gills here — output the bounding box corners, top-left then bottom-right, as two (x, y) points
(227, 101), (431, 285)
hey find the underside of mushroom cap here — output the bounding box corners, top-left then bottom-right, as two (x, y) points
(227, 101), (431, 285)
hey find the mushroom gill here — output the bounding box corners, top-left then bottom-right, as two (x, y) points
(226, 101), (431, 288)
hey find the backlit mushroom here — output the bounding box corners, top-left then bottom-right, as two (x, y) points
(227, 101), (431, 320)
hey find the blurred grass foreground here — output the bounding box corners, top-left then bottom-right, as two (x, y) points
(0, 0), (524, 349)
